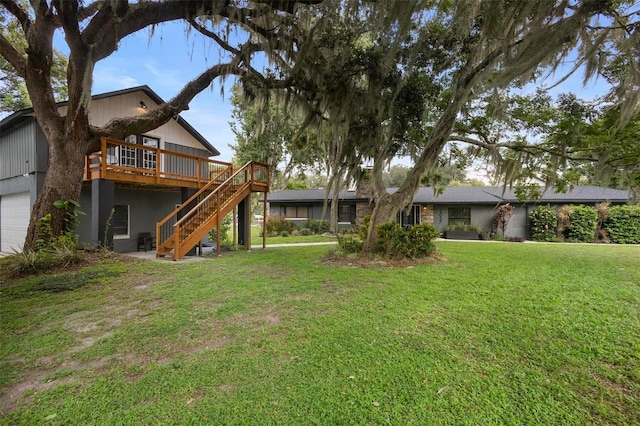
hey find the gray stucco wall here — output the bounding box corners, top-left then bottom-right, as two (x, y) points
(269, 202), (356, 231)
(432, 204), (497, 234)
(504, 205), (528, 239)
(77, 187), (182, 252)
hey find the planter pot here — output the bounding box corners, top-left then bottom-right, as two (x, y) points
(445, 230), (480, 240)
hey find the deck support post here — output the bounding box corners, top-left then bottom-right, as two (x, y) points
(91, 179), (114, 249)
(262, 190), (267, 249)
(237, 195), (251, 250)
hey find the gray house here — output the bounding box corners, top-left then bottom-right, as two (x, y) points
(268, 185), (630, 239)
(0, 86), (223, 253)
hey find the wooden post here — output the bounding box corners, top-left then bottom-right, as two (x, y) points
(216, 195), (221, 255)
(155, 221), (161, 258)
(173, 224), (180, 261)
(262, 191), (267, 249)
(101, 138), (107, 177)
(233, 205), (237, 246)
(196, 158), (201, 185)
(155, 146), (161, 183)
(247, 194), (252, 251)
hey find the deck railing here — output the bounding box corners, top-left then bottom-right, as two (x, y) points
(85, 137), (232, 188)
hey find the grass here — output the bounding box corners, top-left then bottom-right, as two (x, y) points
(1, 242), (639, 424)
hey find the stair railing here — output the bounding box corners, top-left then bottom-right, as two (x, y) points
(156, 165), (233, 254)
(156, 161), (266, 260)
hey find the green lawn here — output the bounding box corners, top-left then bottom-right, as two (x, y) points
(1, 242), (639, 424)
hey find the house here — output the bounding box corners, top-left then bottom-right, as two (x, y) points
(0, 86), (268, 259)
(267, 185), (629, 239)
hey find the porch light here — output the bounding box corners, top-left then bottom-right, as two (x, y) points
(139, 101), (148, 109)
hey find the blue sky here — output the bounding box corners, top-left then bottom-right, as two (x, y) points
(87, 21), (244, 161)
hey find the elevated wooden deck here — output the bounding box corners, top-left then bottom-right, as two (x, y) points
(84, 137), (244, 190)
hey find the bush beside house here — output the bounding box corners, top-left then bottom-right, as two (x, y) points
(530, 204), (640, 244)
(604, 205), (640, 244)
(264, 216), (331, 237)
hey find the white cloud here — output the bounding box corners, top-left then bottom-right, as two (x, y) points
(92, 63), (140, 93)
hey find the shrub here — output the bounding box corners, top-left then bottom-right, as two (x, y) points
(265, 215), (296, 236)
(529, 205), (557, 242)
(375, 222), (407, 258)
(359, 215), (371, 240)
(567, 205), (598, 242)
(299, 228), (312, 236)
(375, 222), (440, 259)
(495, 203), (513, 237)
(4, 249), (52, 277)
(337, 233), (363, 254)
(304, 219), (330, 234)
(604, 205), (640, 244)
(280, 231), (290, 237)
(209, 213), (232, 243)
(557, 204), (573, 239)
(406, 223), (441, 257)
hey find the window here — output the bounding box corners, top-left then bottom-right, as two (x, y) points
(120, 136), (137, 167)
(448, 207), (471, 226)
(111, 135), (159, 170)
(284, 206), (308, 218)
(396, 205), (421, 227)
(112, 205), (130, 239)
(141, 136), (158, 170)
(339, 204), (353, 223)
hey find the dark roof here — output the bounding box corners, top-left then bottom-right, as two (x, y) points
(0, 85), (219, 156)
(269, 185), (629, 204)
(267, 189), (358, 202)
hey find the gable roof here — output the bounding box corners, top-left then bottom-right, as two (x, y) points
(268, 185), (629, 204)
(0, 85), (219, 156)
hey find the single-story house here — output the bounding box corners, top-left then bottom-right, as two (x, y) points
(267, 185), (630, 239)
(0, 86), (268, 257)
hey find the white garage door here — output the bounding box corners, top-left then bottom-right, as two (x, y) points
(1, 192), (31, 253)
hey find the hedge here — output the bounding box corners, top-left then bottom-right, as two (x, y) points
(604, 205), (640, 244)
(567, 205), (598, 242)
(529, 205), (558, 242)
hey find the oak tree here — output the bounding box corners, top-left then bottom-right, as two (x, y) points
(0, 0), (320, 249)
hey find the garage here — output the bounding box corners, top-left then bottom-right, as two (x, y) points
(0, 192), (31, 252)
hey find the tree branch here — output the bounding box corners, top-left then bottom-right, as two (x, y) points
(1, 0), (30, 30)
(449, 134), (600, 162)
(75, 1), (103, 21)
(0, 33), (27, 75)
(52, 0), (84, 52)
(90, 61), (244, 151)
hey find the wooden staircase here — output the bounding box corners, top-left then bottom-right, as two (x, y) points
(155, 161), (268, 261)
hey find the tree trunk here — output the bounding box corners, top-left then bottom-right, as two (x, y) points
(330, 187), (339, 234)
(24, 130), (88, 250)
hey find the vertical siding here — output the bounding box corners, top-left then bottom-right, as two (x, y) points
(164, 142), (211, 178)
(85, 92), (214, 152)
(0, 121), (37, 179)
(34, 125), (49, 171)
